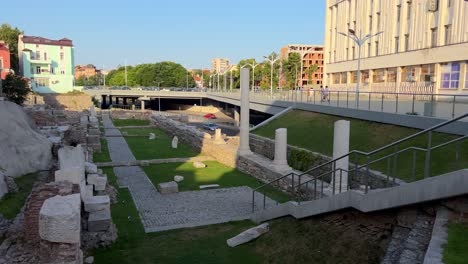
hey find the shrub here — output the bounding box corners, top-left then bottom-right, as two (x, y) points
(2, 73), (31, 105)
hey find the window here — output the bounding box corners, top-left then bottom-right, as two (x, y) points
(35, 78), (49, 87)
(36, 66), (41, 74)
(35, 51), (40, 60)
(61, 69), (65, 75)
(373, 69), (385, 83)
(407, 1), (411, 20)
(395, 37), (399, 52)
(350, 71), (358, 83)
(402, 66), (417, 82)
(333, 73), (341, 84)
(30, 67), (34, 74)
(375, 41), (379, 56)
(352, 46), (355, 59)
(405, 34), (409, 51)
(361, 71), (369, 83)
(334, 50), (336, 62)
(387, 68), (397, 82)
(346, 48), (349, 60)
(420, 64), (435, 82)
(368, 42), (371, 57)
(397, 5), (401, 23)
(341, 72), (348, 84)
(445, 25), (451, 45)
(448, 0), (452, 7)
(376, 12), (381, 31)
(50, 66), (55, 74)
(441, 62), (460, 89)
(431, 28), (438, 47)
(369, 15), (373, 32)
(44, 52), (47, 61)
(60, 52), (64, 60)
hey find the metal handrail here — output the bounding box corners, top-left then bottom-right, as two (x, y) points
(252, 112), (468, 212)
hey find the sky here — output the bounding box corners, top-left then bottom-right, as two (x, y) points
(1, 0), (326, 70)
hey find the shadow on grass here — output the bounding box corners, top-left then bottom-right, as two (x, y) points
(0, 172), (38, 219)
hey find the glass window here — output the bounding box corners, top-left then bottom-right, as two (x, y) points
(35, 51), (40, 60)
(407, 2), (411, 20)
(431, 28), (437, 47)
(387, 68), (397, 82)
(405, 34), (409, 51)
(375, 41), (379, 56)
(419, 64), (435, 82)
(445, 25), (451, 45)
(36, 66), (41, 74)
(361, 71), (369, 83)
(395, 37), (399, 53)
(341, 72), (348, 84)
(441, 62), (460, 89)
(333, 73), (341, 84)
(373, 69), (385, 83)
(350, 71), (358, 83)
(60, 52), (64, 60)
(397, 5), (401, 23)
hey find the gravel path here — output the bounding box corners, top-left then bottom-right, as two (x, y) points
(102, 113), (275, 232)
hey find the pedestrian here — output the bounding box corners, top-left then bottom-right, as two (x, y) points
(319, 85), (325, 102)
(324, 86), (330, 103)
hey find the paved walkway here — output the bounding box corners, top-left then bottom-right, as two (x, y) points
(102, 113), (274, 232)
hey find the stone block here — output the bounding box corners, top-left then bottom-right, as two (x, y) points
(193, 161), (207, 168)
(87, 174), (107, 191)
(58, 145), (85, 174)
(174, 175), (184, 183)
(85, 162), (98, 174)
(149, 133), (156, 140)
(227, 223), (269, 247)
(157, 181), (178, 194)
(88, 207), (111, 232)
(0, 172), (8, 199)
(55, 168), (84, 185)
(80, 116), (89, 126)
(87, 135), (100, 146)
(39, 194), (81, 243)
(88, 128), (100, 136)
(84, 195), (110, 213)
(172, 136), (178, 149)
(80, 182), (94, 201)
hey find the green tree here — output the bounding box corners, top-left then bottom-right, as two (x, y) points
(0, 24), (23, 74)
(306, 64), (319, 86)
(2, 73), (31, 105)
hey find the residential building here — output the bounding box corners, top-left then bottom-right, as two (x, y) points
(18, 35), (75, 93)
(0, 41), (11, 79)
(280, 44), (325, 87)
(75, 64), (100, 79)
(324, 0), (468, 94)
(211, 58), (230, 74)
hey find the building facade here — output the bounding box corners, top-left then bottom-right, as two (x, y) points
(75, 64), (100, 80)
(18, 35), (75, 93)
(280, 44), (325, 87)
(0, 41), (11, 79)
(211, 58), (230, 74)
(324, 0), (468, 95)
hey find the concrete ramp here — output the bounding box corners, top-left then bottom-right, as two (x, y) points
(253, 169), (468, 222)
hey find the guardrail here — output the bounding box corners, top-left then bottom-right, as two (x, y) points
(252, 112), (468, 212)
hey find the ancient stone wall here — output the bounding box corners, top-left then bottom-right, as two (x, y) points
(42, 94), (92, 111)
(109, 110), (152, 120)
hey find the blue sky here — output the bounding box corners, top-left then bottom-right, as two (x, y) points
(1, 0), (326, 69)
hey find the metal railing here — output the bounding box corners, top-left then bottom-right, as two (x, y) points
(209, 90), (468, 121)
(252, 112), (468, 212)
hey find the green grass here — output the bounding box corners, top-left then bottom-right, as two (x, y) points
(254, 110), (468, 182)
(143, 161), (291, 203)
(119, 127), (199, 160)
(112, 119), (150, 127)
(93, 138), (112, 163)
(95, 168), (382, 264)
(0, 173), (38, 219)
(443, 223), (468, 264)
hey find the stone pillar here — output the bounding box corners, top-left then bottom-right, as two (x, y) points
(109, 95), (113, 106)
(238, 68), (252, 155)
(115, 97), (120, 105)
(234, 107), (240, 127)
(214, 128), (226, 145)
(273, 128), (291, 172)
(123, 97), (127, 105)
(141, 100), (145, 111)
(332, 120), (350, 193)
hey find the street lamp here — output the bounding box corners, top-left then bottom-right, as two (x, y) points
(242, 62), (260, 91)
(337, 29), (383, 106)
(264, 55), (280, 97)
(229, 66), (236, 91)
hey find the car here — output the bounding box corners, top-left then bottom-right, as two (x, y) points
(203, 113), (216, 119)
(203, 122), (219, 131)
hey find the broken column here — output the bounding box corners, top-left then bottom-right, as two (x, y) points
(332, 120), (350, 193)
(214, 128), (226, 145)
(238, 68), (252, 155)
(273, 128), (291, 172)
(234, 107), (240, 127)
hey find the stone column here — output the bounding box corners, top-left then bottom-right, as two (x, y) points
(109, 95), (113, 105)
(141, 100), (145, 111)
(273, 128), (291, 172)
(123, 97), (127, 105)
(214, 128), (226, 145)
(234, 107), (240, 127)
(238, 68), (252, 155)
(332, 120), (350, 193)
(115, 97), (120, 105)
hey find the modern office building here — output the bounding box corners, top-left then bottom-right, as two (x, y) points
(280, 44), (325, 87)
(211, 58), (230, 74)
(324, 0), (468, 94)
(18, 35), (75, 93)
(0, 41), (11, 79)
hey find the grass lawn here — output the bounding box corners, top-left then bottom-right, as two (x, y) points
(0, 173), (38, 219)
(142, 161), (291, 203)
(254, 110), (468, 181)
(93, 138), (111, 163)
(112, 119), (150, 127)
(119, 127), (199, 160)
(94, 168), (383, 264)
(443, 223), (468, 264)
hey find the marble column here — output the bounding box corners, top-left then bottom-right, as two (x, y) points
(332, 120), (350, 193)
(238, 68), (252, 155)
(273, 128), (291, 172)
(214, 128), (226, 145)
(141, 100), (145, 111)
(234, 107), (240, 127)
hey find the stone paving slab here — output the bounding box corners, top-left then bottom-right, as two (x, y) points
(104, 113), (277, 233)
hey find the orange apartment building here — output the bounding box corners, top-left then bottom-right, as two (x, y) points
(74, 64), (100, 79)
(280, 44), (325, 87)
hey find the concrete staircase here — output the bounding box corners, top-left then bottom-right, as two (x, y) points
(252, 169), (468, 223)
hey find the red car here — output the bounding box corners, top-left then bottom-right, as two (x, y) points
(203, 113), (217, 119)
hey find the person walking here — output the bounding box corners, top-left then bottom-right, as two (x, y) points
(324, 86), (330, 103)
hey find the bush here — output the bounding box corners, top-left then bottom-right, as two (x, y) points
(288, 149), (321, 171)
(2, 73), (31, 105)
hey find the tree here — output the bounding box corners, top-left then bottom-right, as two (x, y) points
(2, 73), (31, 105)
(0, 24), (23, 74)
(306, 64), (319, 86)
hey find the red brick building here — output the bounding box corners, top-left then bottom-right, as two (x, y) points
(280, 44), (325, 87)
(0, 41), (11, 79)
(74, 64), (100, 79)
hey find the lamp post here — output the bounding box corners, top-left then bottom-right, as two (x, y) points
(264, 55), (280, 97)
(337, 29), (383, 106)
(228, 66), (235, 91)
(243, 62), (259, 91)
